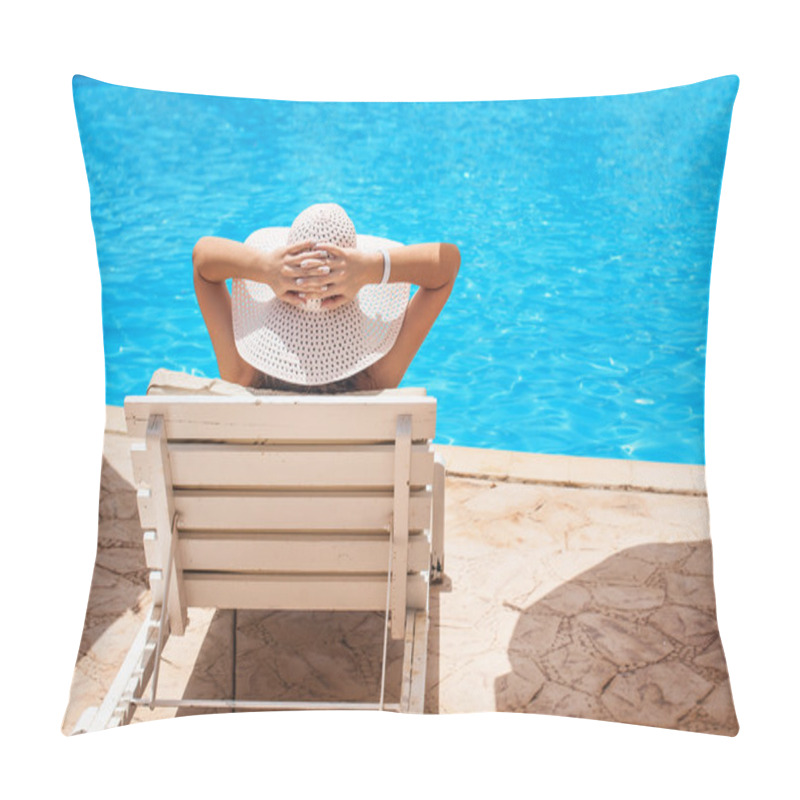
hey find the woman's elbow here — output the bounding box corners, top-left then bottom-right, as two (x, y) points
(192, 237), (211, 274)
(441, 243), (461, 283)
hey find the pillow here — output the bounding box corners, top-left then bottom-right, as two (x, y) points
(64, 75), (739, 736)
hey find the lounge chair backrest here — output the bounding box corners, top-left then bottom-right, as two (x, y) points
(124, 393), (438, 641)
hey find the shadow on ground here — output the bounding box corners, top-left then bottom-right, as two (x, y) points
(495, 541), (738, 735)
(134, 576), (442, 721)
(131, 607), (434, 722)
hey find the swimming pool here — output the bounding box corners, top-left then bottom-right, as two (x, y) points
(73, 76), (737, 464)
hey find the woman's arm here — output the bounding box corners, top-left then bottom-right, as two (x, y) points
(292, 241), (460, 387)
(192, 236), (325, 384)
(366, 243), (460, 388)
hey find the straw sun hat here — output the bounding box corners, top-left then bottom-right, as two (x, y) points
(232, 204), (411, 386)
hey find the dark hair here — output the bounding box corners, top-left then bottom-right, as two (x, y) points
(250, 369), (374, 395)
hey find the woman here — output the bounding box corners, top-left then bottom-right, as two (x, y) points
(193, 203), (460, 392)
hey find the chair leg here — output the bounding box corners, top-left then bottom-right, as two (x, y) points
(431, 455), (446, 583)
(399, 609), (429, 714)
(78, 605), (167, 732)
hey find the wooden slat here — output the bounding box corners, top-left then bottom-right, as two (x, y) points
(136, 489), (432, 532)
(390, 415), (411, 639)
(131, 442), (435, 489)
(125, 395), (436, 443)
(145, 416), (186, 635)
(177, 531), (430, 573)
(183, 572), (427, 611)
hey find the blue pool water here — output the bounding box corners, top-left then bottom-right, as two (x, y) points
(73, 75), (738, 464)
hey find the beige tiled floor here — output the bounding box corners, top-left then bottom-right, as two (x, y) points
(62, 408), (737, 735)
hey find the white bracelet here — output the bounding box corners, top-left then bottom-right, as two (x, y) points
(378, 248), (391, 285)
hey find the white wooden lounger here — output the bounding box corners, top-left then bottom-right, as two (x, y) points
(79, 386), (444, 730)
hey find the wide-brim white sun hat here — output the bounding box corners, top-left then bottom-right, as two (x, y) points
(232, 204), (411, 386)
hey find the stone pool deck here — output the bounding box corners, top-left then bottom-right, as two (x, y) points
(62, 406), (737, 735)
